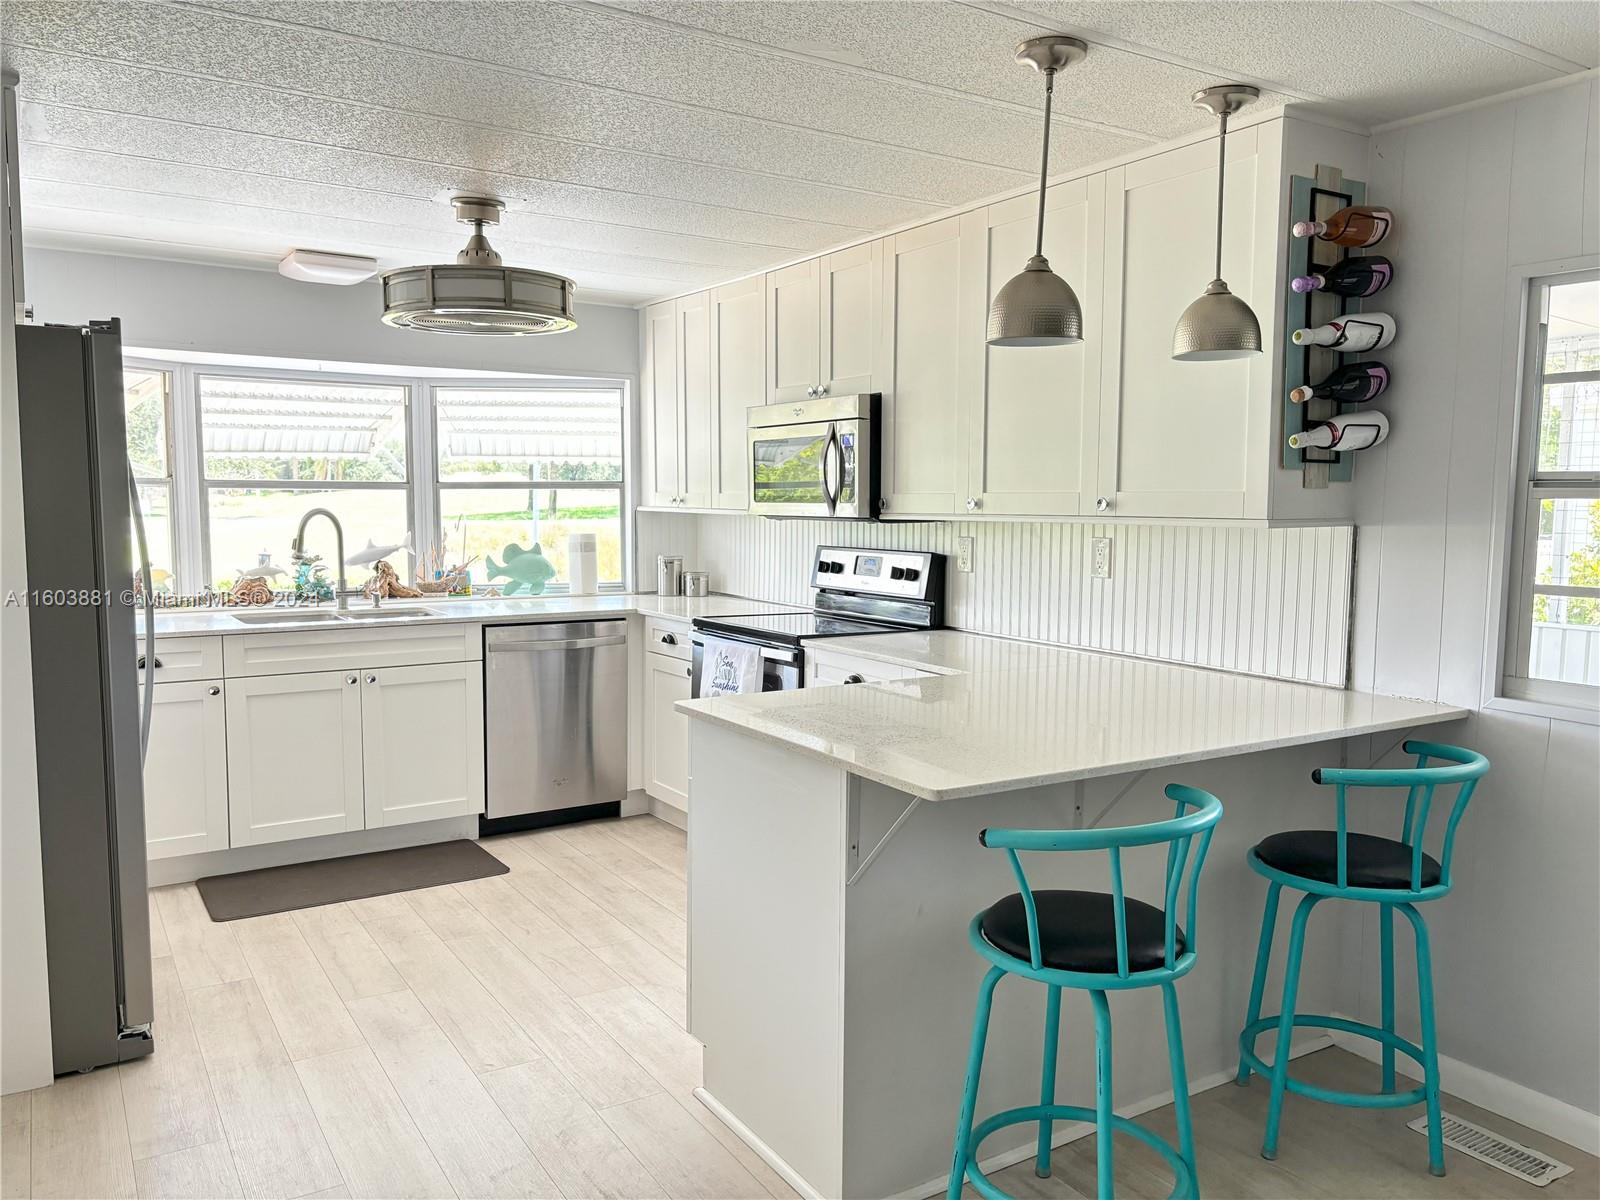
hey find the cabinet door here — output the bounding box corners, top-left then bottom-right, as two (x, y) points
(819, 241), (880, 396)
(644, 650), (692, 812)
(878, 216), (967, 515)
(226, 670), (364, 846)
(1099, 127), (1274, 519)
(642, 298), (681, 505)
(709, 275), (765, 510)
(961, 178), (1104, 516)
(678, 290), (714, 509)
(766, 259), (820, 404)
(142, 680), (229, 860)
(361, 661), (485, 828)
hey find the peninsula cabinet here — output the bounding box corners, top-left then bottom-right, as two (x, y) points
(766, 242), (880, 405)
(142, 680), (230, 860)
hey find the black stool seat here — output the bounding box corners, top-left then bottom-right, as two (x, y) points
(1254, 830), (1441, 889)
(980, 889), (1184, 973)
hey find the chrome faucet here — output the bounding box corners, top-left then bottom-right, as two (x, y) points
(290, 507), (349, 612)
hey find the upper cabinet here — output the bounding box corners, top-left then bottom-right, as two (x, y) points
(959, 176), (1105, 517)
(640, 116), (1364, 526)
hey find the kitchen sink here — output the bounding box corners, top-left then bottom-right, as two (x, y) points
(230, 609), (345, 624)
(343, 607), (440, 619)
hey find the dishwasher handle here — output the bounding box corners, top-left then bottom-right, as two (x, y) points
(492, 634), (627, 652)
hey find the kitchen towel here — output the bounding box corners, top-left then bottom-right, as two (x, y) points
(702, 636), (763, 697)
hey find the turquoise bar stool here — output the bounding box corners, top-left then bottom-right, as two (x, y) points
(1236, 740), (1490, 1176)
(948, 785), (1224, 1200)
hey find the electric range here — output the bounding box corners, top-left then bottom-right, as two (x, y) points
(690, 545), (945, 695)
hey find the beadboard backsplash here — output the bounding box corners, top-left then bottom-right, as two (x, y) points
(642, 513), (1354, 686)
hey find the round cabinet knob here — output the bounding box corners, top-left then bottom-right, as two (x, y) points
(365, 674), (377, 684)
(879, 498), (890, 512)
(685, 666), (692, 677)
(816, 384), (829, 396)
(965, 497), (979, 512)
(844, 673), (865, 684)
(345, 674), (358, 685)
(1095, 496), (1112, 512)
(207, 685), (220, 697)
(805, 386), (818, 398)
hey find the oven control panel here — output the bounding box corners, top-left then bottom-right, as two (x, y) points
(810, 546), (941, 602)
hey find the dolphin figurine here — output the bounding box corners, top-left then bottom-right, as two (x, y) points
(485, 542), (557, 596)
(345, 533), (413, 568)
(234, 561), (288, 582)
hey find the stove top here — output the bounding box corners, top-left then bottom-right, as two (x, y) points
(693, 610), (895, 648)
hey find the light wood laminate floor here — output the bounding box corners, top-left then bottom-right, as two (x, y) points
(4, 815), (1595, 1200)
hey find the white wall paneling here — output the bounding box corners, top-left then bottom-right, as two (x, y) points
(685, 514), (1353, 687)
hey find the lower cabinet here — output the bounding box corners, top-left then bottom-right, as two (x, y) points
(805, 650), (907, 687)
(225, 669), (366, 847)
(142, 680), (230, 860)
(644, 649), (692, 811)
(361, 661), (485, 829)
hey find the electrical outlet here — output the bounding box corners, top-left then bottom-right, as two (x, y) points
(1091, 536), (1113, 579)
(956, 536), (975, 573)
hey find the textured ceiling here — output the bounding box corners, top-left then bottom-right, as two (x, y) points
(4, 0), (1595, 306)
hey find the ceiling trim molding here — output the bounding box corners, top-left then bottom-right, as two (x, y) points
(568, 0), (1162, 144)
(168, 0), (1067, 175)
(1378, 1), (1590, 74)
(1370, 66), (1598, 133)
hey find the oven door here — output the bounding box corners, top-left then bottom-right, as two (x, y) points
(690, 638), (802, 698)
(748, 418), (871, 519)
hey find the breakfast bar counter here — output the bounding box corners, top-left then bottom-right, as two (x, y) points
(675, 634), (1467, 1199)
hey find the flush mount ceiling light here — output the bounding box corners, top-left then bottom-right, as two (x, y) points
(381, 196), (577, 336)
(1172, 84), (1262, 361)
(278, 248), (378, 285)
(987, 35), (1087, 348)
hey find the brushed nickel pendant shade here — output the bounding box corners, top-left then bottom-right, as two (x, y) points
(987, 36), (1086, 348)
(1172, 85), (1262, 361)
(381, 196), (578, 336)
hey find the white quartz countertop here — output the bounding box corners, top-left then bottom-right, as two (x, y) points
(142, 592), (805, 637)
(677, 629), (1468, 801)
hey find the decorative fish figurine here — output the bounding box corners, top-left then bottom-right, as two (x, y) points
(234, 561), (288, 582)
(345, 533), (413, 568)
(485, 542), (556, 596)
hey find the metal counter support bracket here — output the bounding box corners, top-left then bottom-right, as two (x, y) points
(1088, 769), (1150, 829)
(847, 796), (922, 886)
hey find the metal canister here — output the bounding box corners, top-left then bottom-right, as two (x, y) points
(656, 554), (684, 596)
(683, 571), (710, 598)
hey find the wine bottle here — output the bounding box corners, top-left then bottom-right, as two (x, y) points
(1291, 255), (1393, 297)
(1289, 361), (1391, 405)
(1291, 312), (1396, 352)
(1291, 205), (1394, 248)
(1288, 411), (1390, 452)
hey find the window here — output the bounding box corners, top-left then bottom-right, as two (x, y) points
(434, 386), (625, 590)
(1506, 272), (1600, 707)
(124, 367), (175, 590)
(198, 374), (412, 589)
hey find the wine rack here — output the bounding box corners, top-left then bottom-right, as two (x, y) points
(1283, 166), (1368, 485)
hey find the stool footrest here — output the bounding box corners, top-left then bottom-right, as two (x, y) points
(1240, 1014), (1428, 1109)
(961, 1103), (1195, 1200)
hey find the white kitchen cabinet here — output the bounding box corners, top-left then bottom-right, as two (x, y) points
(878, 216), (968, 515)
(959, 178), (1105, 517)
(679, 290), (715, 509)
(804, 650), (904, 687)
(142, 680), (230, 860)
(1098, 125), (1282, 519)
(642, 298), (682, 507)
(766, 245), (880, 405)
(644, 649), (692, 811)
(226, 669), (365, 847)
(709, 274), (765, 510)
(361, 661), (485, 829)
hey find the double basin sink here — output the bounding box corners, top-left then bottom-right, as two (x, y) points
(229, 607), (441, 626)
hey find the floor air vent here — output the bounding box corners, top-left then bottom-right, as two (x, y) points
(1408, 1113), (1574, 1186)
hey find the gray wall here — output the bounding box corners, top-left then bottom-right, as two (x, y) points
(1345, 76), (1599, 1124)
(22, 247), (639, 379)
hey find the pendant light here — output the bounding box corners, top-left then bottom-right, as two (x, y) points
(987, 35), (1087, 347)
(1172, 85), (1261, 361)
(381, 196), (578, 336)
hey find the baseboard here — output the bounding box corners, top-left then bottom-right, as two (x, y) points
(146, 816), (479, 886)
(1327, 1017), (1600, 1157)
(698, 1038), (1336, 1200)
(647, 796), (687, 830)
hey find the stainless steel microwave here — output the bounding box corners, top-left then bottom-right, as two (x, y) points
(747, 393), (879, 519)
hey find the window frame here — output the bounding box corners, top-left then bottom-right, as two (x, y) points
(123, 359), (180, 588)
(1501, 268), (1600, 712)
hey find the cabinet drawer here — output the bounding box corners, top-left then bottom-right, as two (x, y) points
(645, 617), (692, 661)
(805, 649), (907, 687)
(137, 635), (222, 684)
(224, 621), (480, 677)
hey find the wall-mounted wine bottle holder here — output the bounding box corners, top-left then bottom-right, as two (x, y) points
(1283, 167), (1369, 485)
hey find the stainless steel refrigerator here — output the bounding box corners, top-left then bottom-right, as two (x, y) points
(15, 317), (155, 1073)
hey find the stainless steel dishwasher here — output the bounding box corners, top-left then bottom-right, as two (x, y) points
(483, 620), (628, 832)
